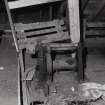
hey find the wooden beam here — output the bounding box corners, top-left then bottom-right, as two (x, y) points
(67, 0), (80, 44)
(90, 0), (105, 20)
(19, 51), (29, 105)
(8, 0), (62, 9)
(18, 59), (21, 105)
(87, 22), (105, 28)
(77, 43), (84, 81)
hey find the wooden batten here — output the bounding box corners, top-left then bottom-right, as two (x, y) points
(67, 0), (80, 44)
(8, 0), (62, 9)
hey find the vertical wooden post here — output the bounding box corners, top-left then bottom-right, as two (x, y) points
(77, 43), (84, 82)
(67, 0), (80, 44)
(19, 51), (29, 105)
(18, 58), (21, 105)
(67, 0), (84, 81)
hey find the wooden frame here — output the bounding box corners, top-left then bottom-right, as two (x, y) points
(4, 0), (83, 105)
(8, 0), (62, 9)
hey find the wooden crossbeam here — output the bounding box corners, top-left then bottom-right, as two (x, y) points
(87, 22), (105, 28)
(18, 31), (69, 50)
(8, 0), (62, 9)
(86, 30), (105, 36)
(86, 22), (105, 36)
(18, 26), (66, 38)
(15, 20), (64, 31)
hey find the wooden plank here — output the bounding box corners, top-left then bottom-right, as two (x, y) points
(0, 24), (10, 30)
(49, 43), (77, 51)
(19, 51), (29, 105)
(8, 0), (62, 9)
(42, 31), (69, 43)
(18, 59), (21, 105)
(87, 22), (105, 28)
(19, 43), (76, 52)
(17, 26), (66, 38)
(23, 66), (36, 80)
(15, 20), (64, 31)
(18, 32), (69, 49)
(49, 43), (76, 48)
(18, 31), (69, 44)
(51, 47), (76, 51)
(86, 30), (105, 36)
(67, 0), (80, 43)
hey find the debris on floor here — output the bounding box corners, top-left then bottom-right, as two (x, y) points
(29, 71), (105, 105)
(79, 82), (105, 101)
(44, 82), (105, 105)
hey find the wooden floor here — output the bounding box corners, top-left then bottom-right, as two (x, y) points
(86, 48), (105, 84)
(0, 38), (105, 105)
(0, 38), (18, 105)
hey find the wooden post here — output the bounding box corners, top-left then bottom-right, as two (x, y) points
(18, 59), (21, 105)
(19, 51), (29, 105)
(67, 0), (80, 44)
(77, 43), (84, 82)
(67, 0), (84, 81)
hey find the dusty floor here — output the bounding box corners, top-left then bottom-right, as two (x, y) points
(86, 48), (105, 84)
(0, 38), (18, 105)
(0, 38), (105, 105)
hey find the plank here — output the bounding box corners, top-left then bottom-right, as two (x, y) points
(87, 22), (105, 28)
(0, 24), (10, 30)
(77, 43), (84, 82)
(19, 51), (29, 105)
(49, 43), (77, 51)
(51, 47), (76, 51)
(49, 43), (76, 48)
(17, 26), (66, 38)
(86, 30), (105, 36)
(15, 20), (64, 31)
(18, 59), (21, 105)
(8, 0), (62, 9)
(67, 0), (80, 43)
(18, 32), (69, 49)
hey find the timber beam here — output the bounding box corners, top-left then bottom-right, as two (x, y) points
(8, 0), (62, 10)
